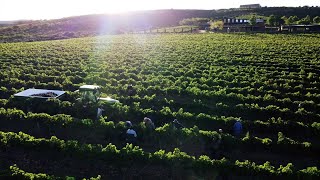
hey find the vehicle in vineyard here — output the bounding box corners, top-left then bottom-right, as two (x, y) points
(76, 85), (119, 105)
(13, 85), (119, 118)
(14, 89), (66, 99)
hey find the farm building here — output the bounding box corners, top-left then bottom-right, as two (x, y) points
(240, 4), (261, 9)
(223, 18), (264, 24)
(281, 25), (320, 33)
(222, 18), (265, 32)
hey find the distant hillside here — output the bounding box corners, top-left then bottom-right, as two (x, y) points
(0, 10), (212, 42)
(1, 7), (320, 43)
(0, 20), (34, 27)
(0, 21), (15, 27)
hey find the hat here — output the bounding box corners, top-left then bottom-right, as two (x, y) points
(125, 121), (132, 127)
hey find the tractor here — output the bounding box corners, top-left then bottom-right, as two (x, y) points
(77, 85), (118, 105)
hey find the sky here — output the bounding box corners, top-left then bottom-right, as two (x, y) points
(1, 0), (320, 21)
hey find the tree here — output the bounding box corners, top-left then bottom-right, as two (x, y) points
(298, 15), (311, 25)
(249, 15), (257, 31)
(305, 15), (312, 24)
(287, 16), (299, 25)
(179, 18), (209, 26)
(313, 16), (320, 24)
(210, 20), (224, 30)
(249, 15), (257, 26)
(267, 15), (276, 26)
(280, 16), (288, 25)
(249, 15), (257, 32)
(280, 16), (287, 25)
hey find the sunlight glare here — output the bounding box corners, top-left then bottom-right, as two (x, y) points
(1, 0), (320, 21)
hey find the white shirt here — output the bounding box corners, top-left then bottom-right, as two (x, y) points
(97, 108), (103, 119)
(126, 129), (137, 137)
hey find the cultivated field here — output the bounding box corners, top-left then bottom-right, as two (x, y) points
(0, 33), (320, 179)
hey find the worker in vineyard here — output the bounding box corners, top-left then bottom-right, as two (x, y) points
(143, 117), (155, 130)
(218, 128), (224, 149)
(233, 120), (243, 137)
(126, 127), (138, 145)
(173, 119), (184, 129)
(143, 117), (155, 142)
(215, 130), (222, 148)
(125, 121), (133, 128)
(127, 84), (136, 96)
(210, 128), (224, 158)
(96, 106), (104, 120)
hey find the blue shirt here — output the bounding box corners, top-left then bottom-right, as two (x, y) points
(127, 129), (137, 137)
(233, 121), (242, 132)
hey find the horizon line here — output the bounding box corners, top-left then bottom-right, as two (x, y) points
(1, 6), (319, 22)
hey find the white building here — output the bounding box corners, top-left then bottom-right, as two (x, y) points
(240, 4), (261, 9)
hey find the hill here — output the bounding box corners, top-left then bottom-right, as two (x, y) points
(1, 7), (320, 42)
(0, 10), (212, 42)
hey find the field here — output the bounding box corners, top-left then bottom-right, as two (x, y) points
(0, 33), (320, 179)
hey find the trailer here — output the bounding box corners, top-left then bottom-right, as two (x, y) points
(14, 89), (66, 99)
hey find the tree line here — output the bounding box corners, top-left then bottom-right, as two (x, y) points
(266, 15), (320, 26)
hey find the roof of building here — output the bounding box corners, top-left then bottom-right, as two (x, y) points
(240, 4), (261, 6)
